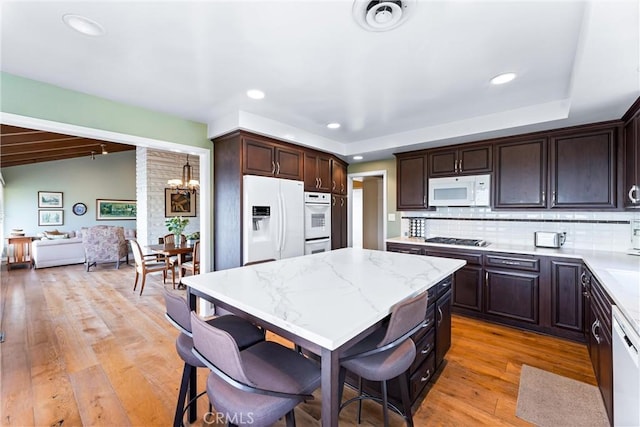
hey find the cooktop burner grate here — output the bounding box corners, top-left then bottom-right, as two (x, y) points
(424, 236), (489, 247)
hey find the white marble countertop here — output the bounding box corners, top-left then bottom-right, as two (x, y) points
(182, 248), (466, 350)
(387, 236), (640, 336)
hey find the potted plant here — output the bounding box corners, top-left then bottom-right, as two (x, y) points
(165, 216), (189, 246)
(186, 232), (200, 246)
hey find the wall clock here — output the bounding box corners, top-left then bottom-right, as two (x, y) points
(72, 202), (87, 216)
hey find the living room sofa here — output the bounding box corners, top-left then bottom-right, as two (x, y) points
(32, 228), (135, 269)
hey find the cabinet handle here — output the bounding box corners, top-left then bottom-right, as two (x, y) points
(583, 291), (590, 298)
(421, 344), (432, 355)
(454, 159), (458, 174)
(542, 191), (546, 204)
(340, 198), (344, 207)
(341, 183), (344, 193)
(332, 180), (336, 191)
(552, 191), (557, 205)
(271, 161), (276, 174)
(501, 260), (521, 266)
(629, 185), (640, 204)
(485, 272), (489, 284)
(591, 319), (601, 344)
(422, 319), (431, 328)
(580, 271), (590, 287)
(276, 162), (280, 175)
(437, 306), (443, 325)
(421, 370), (432, 382)
(332, 196), (336, 206)
(459, 159), (463, 172)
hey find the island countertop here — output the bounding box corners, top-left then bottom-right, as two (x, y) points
(387, 236), (640, 337)
(182, 247), (466, 350)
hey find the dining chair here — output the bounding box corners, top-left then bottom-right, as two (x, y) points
(130, 239), (170, 295)
(163, 234), (187, 285)
(337, 291), (429, 427)
(190, 312), (321, 427)
(163, 290), (265, 427)
(180, 240), (200, 277)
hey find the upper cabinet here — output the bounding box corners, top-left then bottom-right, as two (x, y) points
(549, 124), (618, 209)
(304, 151), (332, 192)
(331, 159), (347, 195)
(396, 152), (428, 210)
(243, 136), (304, 181)
(493, 138), (547, 209)
(623, 99), (640, 209)
(428, 144), (492, 177)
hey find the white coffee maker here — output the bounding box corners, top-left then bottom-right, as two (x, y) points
(632, 220), (640, 250)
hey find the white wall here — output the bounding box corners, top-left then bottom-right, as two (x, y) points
(352, 188), (363, 248)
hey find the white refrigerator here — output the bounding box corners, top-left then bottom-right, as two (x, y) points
(242, 175), (304, 264)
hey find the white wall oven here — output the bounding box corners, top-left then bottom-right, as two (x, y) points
(304, 192), (331, 254)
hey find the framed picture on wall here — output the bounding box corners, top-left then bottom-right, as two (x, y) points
(38, 209), (64, 226)
(96, 199), (137, 220)
(165, 189), (196, 217)
(38, 191), (63, 208)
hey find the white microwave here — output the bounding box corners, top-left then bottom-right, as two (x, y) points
(428, 174), (491, 207)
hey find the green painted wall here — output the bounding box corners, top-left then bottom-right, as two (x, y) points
(0, 72), (209, 148)
(348, 158), (400, 238)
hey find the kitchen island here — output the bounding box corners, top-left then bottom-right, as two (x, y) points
(183, 247), (466, 427)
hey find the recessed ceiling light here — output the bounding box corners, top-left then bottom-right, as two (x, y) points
(62, 14), (105, 36)
(327, 123), (341, 129)
(246, 89), (265, 100)
(353, 155), (363, 160)
(490, 72), (517, 85)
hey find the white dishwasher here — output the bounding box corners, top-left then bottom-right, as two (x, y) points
(612, 307), (640, 427)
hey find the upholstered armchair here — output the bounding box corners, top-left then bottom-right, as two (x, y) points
(82, 225), (128, 271)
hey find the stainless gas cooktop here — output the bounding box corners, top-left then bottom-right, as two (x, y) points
(424, 236), (489, 247)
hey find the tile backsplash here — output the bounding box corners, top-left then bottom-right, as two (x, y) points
(401, 208), (640, 253)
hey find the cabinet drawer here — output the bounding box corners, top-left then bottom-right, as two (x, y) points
(411, 328), (435, 374)
(589, 277), (612, 331)
(413, 304), (435, 342)
(436, 277), (453, 298)
(485, 254), (540, 271)
(427, 250), (483, 266)
(387, 243), (424, 255)
(409, 352), (436, 400)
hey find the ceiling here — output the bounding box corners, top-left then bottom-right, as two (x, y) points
(0, 124), (135, 167)
(1, 0), (639, 163)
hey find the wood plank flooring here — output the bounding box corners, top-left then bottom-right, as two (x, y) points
(0, 262), (596, 426)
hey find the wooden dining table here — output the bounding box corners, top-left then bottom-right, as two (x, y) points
(146, 243), (194, 287)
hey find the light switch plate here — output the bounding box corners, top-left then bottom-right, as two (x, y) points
(388, 213), (396, 221)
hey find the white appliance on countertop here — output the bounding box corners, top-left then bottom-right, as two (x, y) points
(243, 175), (304, 264)
(304, 191), (331, 254)
(612, 307), (640, 426)
(428, 174), (491, 207)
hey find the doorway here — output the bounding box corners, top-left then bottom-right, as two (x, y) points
(348, 170), (387, 250)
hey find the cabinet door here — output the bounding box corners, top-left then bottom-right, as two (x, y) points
(317, 155), (332, 192)
(331, 160), (347, 195)
(598, 322), (614, 425)
(304, 152), (319, 191)
(549, 127), (617, 209)
(452, 265), (484, 312)
(550, 260), (584, 333)
(396, 154), (427, 210)
(459, 145), (492, 175)
(331, 195), (347, 249)
(243, 138), (276, 176)
(485, 269), (539, 324)
(274, 146), (303, 180)
(435, 290), (452, 368)
(624, 114), (640, 208)
(494, 138), (547, 208)
(428, 149), (457, 177)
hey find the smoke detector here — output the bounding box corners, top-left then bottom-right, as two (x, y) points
(353, 0), (416, 32)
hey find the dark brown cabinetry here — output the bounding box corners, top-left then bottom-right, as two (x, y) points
(304, 151), (332, 192)
(549, 125), (618, 209)
(331, 159), (347, 195)
(485, 268), (539, 324)
(493, 138), (547, 208)
(428, 144), (492, 177)
(549, 259), (584, 333)
(583, 270), (614, 424)
(623, 98), (640, 208)
(386, 242), (424, 255)
(243, 136), (304, 180)
(331, 195), (348, 250)
(395, 152), (428, 210)
(427, 249), (483, 313)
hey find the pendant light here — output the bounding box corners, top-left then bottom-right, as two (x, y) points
(168, 155), (199, 194)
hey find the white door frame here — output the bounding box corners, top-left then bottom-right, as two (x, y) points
(347, 170), (387, 250)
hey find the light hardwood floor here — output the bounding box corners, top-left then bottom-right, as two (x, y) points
(0, 262), (596, 426)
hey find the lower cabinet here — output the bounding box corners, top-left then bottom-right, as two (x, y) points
(348, 275), (453, 412)
(485, 269), (539, 324)
(549, 259), (584, 333)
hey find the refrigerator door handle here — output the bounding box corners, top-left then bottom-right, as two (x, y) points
(276, 191), (283, 252)
(280, 190), (287, 251)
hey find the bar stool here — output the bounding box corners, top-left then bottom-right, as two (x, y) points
(163, 290), (265, 427)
